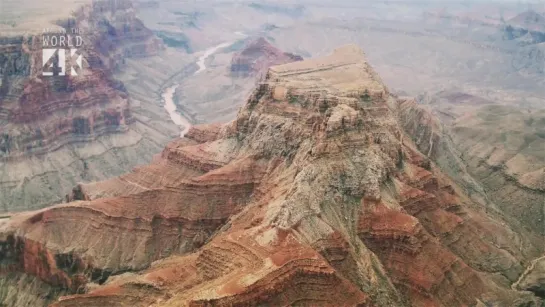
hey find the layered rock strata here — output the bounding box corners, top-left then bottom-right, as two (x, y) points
(402, 90), (545, 301)
(230, 37), (303, 79)
(0, 45), (543, 306)
(0, 0), (177, 211)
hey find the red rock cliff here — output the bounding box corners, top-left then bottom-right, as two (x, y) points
(0, 45), (543, 306)
(0, 0), (163, 160)
(0, 0), (168, 212)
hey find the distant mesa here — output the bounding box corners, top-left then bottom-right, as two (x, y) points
(230, 37), (303, 79)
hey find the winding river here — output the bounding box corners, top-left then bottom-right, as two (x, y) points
(162, 85), (191, 137)
(195, 42), (235, 74)
(163, 36), (245, 137)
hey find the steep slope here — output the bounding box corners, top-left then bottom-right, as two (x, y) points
(398, 93), (545, 300)
(1, 45), (543, 306)
(0, 0), (179, 211)
(410, 91), (545, 236)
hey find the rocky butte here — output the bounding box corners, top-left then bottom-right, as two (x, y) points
(230, 37), (303, 79)
(1, 45), (544, 306)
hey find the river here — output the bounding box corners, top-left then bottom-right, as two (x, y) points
(195, 41), (235, 74)
(161, 84), (191, 137)
(162, 35), (245, 137)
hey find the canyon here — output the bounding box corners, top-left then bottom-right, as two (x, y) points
(170, 36), (304, 125)
(0, 0), (544, 305)
(0, 45), (543, 306)
(162, 85), (191, 137)
(0, 0), (185, 212)
(161, 34), (254, 138)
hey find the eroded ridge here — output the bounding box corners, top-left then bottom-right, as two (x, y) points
(1, 45), (543, 306)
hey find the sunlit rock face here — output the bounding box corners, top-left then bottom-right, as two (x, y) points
(0, 45), (543, 306)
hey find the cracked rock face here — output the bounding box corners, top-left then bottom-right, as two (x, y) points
(1, 45), (544, 306)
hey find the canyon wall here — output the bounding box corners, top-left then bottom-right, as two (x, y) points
(0, 0), (179, 211)
(0, 45), (543, 306)
(397, 92), (545, 301)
